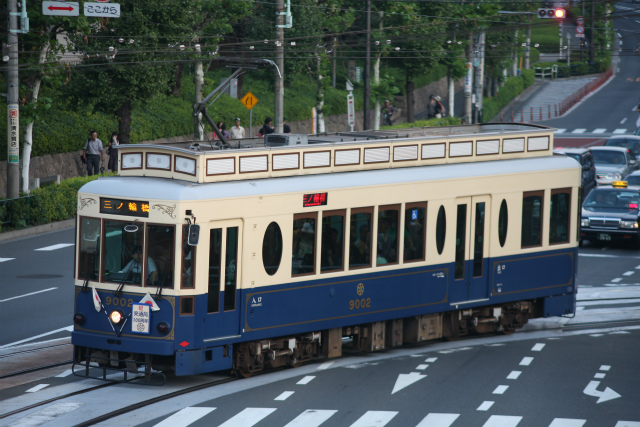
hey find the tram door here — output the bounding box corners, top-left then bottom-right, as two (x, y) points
(204, 220), (242, 340)
(452, 196), (491, 303)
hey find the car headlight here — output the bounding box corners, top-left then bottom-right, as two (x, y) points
(620, 220), (638, 229)
(109, 310), (124, 324)
(613, 173), (622, 180)
(581, 218), (590, 227)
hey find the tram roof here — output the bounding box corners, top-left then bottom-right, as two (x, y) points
(114, 123), (557, 185)
(83, 154), (578, 202)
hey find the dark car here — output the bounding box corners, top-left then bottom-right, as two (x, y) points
(634, 127), (640, 136)
(626, 170), (640, 187)
(590, 146), (637, 185)
(603, 135), (640, 163)
(580, 182), (640, 247)
(554, 147), (596, 195)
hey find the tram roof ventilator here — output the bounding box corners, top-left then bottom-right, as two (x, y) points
(265, 134), (309, 147)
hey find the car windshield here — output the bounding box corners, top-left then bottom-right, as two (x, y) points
(564, 153), (581, 163)
(605, 139), (640, 156)
(591, 150), (626, 165)
(584, 190), (640, 209)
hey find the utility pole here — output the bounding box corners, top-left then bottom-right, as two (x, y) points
(274, 0), (285, 133)
(464, 33), (473, 125)
(6, 0), (20, 198)
(525, 15), (532, 70)
(589, 0), (595, 63)
(363, 0), (371, 130)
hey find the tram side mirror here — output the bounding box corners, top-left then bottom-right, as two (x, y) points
(188, 224), (200, 246)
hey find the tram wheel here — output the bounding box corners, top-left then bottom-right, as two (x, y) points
(234, 367), (253, 378)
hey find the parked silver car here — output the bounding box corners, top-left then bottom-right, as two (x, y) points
(590, 146), (637, 185)
(554, 147), (597, 195)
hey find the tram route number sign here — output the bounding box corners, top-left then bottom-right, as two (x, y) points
(131, 304), (150, 334)
(100, 197), (150, 218)
(241, 92), (258, 111)
(303, 192), (328, 207)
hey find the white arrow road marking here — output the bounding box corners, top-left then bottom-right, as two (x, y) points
(392, 372), (426, 394)
(583, 380), (621, 403)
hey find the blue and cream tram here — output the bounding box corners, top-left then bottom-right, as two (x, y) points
(72, 123), (580, 379)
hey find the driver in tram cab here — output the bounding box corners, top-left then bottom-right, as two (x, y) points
(119, 246), (158, 284)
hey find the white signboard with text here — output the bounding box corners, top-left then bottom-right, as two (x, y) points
(131, 303), (150, 334)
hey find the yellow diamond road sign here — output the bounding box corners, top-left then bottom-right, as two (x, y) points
(241, 92), (258, 110)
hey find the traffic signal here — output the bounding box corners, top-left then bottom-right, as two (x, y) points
(537, 7), (566, 19)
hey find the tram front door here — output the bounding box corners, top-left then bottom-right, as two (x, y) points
(451, 196), (491, 303)
(204, 220), (242, 341)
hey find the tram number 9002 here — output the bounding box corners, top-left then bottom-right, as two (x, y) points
(349, 298), (371, 311)
(104, 296), (133, 308)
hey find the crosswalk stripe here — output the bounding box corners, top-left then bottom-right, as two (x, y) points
(593, 128), (607, 133)
(572, 128), (587, 134)
(415, 413), (460, 427)
(615, 422), (640, 427)
(35, 243), (74, 251)
(548, 419), (586, 427)
(555, 129), (567, 134)
(350, 411), (398, 427)
(217, 408), (277, 427)
(283, 410), (338, 427)
(0, 257), (15, 263)
(153, 407), (216, 427)
(613, 129), (627, 134)
(482, 415), (523, 427)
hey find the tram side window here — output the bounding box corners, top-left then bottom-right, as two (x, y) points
(550, 188), (571, 244)
(404, 203), (426, 262)
(292, 214), (317, 276)
(224, 227), (239, 312)
(521, 191), (544, 248)
(78, 217), (101, 281)
(377, 206), (399, 266)
(146, 225), (174, 288)
(181, 225), (195, 289)
(321, 211), (345, 272)
(103, 219), (144, 285)
(349, 208), (372, 269)
(208, 228), (222, 313)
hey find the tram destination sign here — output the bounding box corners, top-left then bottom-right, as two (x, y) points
(303, 192), (328, 207)
(100, 198), (150, 218)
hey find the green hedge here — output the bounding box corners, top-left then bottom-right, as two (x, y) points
(0, 174), (101, 232)
(481, 69), (535, 122)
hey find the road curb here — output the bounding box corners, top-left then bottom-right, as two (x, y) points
(0, 219), (75, 243)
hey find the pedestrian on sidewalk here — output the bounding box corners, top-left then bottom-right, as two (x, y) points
(83, 130), (104, 176)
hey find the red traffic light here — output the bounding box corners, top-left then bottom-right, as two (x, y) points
(554, 8), (566, 18)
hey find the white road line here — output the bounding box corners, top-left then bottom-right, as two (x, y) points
(621, 117), (628, 124)
(593, 128), (607, 133)
(555, 129), (567, 134)
(284, 410), (338, 427)
(296, 375), (315, 385)
(493, 385), (509, 394)
(477, 401), (494, 411)
(549, 419), (586, 427)
(218, 408), (277, 427)
(11, 402), (82, 426)
(482, 415), (522, 427)
(0, 325), (73, 349)
(274, 391), (295, 401)
(520, 357), (534, 366)
(507, 371), (522, 380)
(615, 422), (640, 427)
(613, 129), (628, 134)
(531, 343), (545, 351)
(425, 357), (438, 362)
(56, 369), (73, 378)
(572, 128), (587, 134)
(611, 278), (623, 283)
(600, 365), (611, 371)
(595, 373), (606, 379)
(349, 411), (398, 427)
(35, 243), (74, 251)
(26, 384), (49, 393)
(416, 413), (460, 427)
(0, 287), (58, 303)
(0, 257), (15, 263)
(635, 265), (640, 269)
(153, 407), (216, 427)
(317, 361), (335, 370)
(623, 271), (634, 276)
(416, 364), (429, 370)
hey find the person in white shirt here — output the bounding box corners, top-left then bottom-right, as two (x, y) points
(229, 118), (246, 139)
(120, 246), (157, 284)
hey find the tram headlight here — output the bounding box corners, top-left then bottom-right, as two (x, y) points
(620, 220), (638, 229)
(581, 218), (590, 227)
(109, 310), (125, 324)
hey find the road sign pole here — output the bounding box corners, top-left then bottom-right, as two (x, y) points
(249, 109), (253, 138)
(6, 0), (20, 198)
